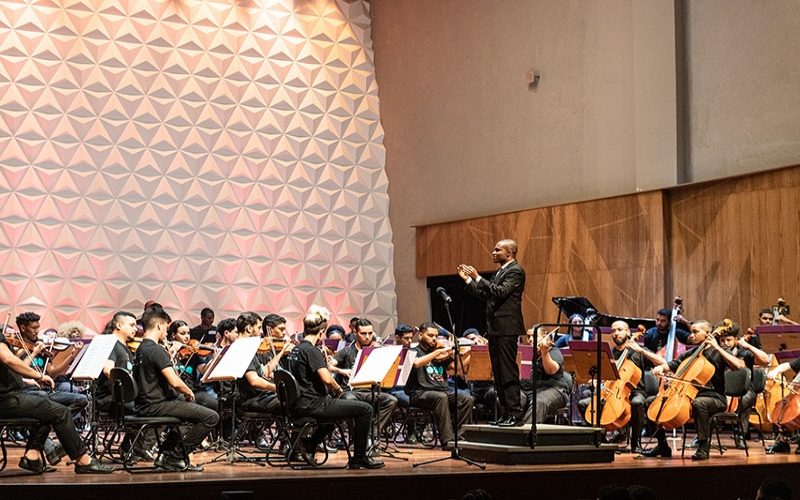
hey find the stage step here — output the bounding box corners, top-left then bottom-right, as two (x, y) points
(459, 423), (618, 465)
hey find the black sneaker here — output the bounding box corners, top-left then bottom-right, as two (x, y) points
(74, 457), (115, 474)
(154, 453), (187, 471)
(19, 456), (56, 474)
(348, 456), (385, 469)
(766, 441), (791, 454)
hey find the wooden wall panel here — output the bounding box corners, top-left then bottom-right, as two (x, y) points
(416, 191), (666, 325)
(668, 166), (800, 327)
(417, 164), (800, 328)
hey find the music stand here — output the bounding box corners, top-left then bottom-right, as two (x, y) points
(350, 345), (409, 461)
(414, 295), (485, 469)
(568, 340), (620, 433)
(200, 337), (263, 466)
(757, 325), (800, 353)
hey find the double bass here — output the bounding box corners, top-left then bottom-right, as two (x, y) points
(658, 297), (687, 363)
(647, 320), (731, 430)
(584, 325), (645, 430)
(769, 372), (800, 431)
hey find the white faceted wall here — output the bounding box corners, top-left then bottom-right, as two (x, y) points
(0, 0), (396, 334)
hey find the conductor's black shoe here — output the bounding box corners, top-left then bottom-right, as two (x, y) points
(348, 456), (385, 470)
(766, 441), (790, 454)
(640, 444), (671, 458)
(19, 456), (55, 474)
(74, 457), (115, 474)
(499, 416), (524, 427)
(45, 441), (66, 466)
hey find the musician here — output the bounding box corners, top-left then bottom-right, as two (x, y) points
(718, 326), (769, 449)
(284, 306), (383, 469)
(644, 320), (744, 460)
(329, 317), (398, 436)
(459, 238), (526, 427)
(234, 312), (283, 418)
(642, 308), (691, 354)
(388, 324), (415, 408)
(522, 326), (571, 425)
(578, 321), (666, 453)
(189, 307), (216, 341)
(14, 312), (88, 420)
(325, 324), (346, 341)
(53, 321), (86, 395)
(405, 322), (473, 450)
(133, 305), (219, 471)
(167, 319), (217, 413)
(765, 355), (800, 454)
(0, 328), (113, 473)
(259, 313), (290, 371)
(554, 313), (594, 348)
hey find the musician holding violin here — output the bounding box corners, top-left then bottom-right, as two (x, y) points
(521, 326), (571, 425)
(12, 312), (89, 422)
(167, 319), (218, 413)
(258, 313), (293, 378)
(329, 317), (398, 436)
(0, 316), (114, 474)
(284, 306), (383, 469)
(644, 320), (745, 460)
(578, 321), (667, 454)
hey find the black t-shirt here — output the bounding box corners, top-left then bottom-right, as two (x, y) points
(643, 326), (691, 353)
(134, 338), (179, 409)
(0, 335), (24, 396)
(735, 348), (756, 370)
(96, 340), (134, 400)
(405, 344), (450, 394)
(285, 340), (328, 411)
(667, 346), (731, 403)
(788, 356), (800, 373)
(189, 325), (215, 342)
(333, 343), (358, 386)
(521, 346), (570, 392)
(238, 354), (274, 401)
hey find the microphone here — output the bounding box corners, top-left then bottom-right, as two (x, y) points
(436, 287), (452, 304)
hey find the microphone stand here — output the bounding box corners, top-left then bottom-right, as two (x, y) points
(414, 296), (485, 469)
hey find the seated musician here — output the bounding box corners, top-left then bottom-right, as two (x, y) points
(642, 308), (691, 354)
(167, 319), (217, 413)
(234, 312), (282, 416)
(14, 312), (88, 420)
(765, 355), (800, 454)
(578, 321), (666, 453)
(719, 326), (769, 450)
(522, 326), (571, 425)
(0, 325), (113, 474)
(387, 323), (415, 408)
(554, 314), (593, 348)
(644, 320), (744, 460)
(329, 317), (398, 437)
(54, 321), (86, 395)
(259, 313), (292, 372)
(284, 305), (384, 469)
(405, 322), (473, 449)
(133, 305), (220, 471)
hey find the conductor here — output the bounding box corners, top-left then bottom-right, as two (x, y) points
(458, 238), (526, 427)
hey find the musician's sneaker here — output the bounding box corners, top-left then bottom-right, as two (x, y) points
(765, 441), (790, 454)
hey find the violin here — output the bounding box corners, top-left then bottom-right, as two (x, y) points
(258, 336), (291, 355)
(177, 339), (215, 359)
(585, 324), (645, 430)
(647, 319), (730, 430)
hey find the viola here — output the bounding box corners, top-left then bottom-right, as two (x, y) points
(584, 325), (645, 430)
(647, 319), (730, 430)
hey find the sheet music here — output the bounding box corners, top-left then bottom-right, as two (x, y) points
(71, 335), (119, 380)
(397, 349), (417, 386)
(350, 345), (402, 386)
(202, 336), (261, 382)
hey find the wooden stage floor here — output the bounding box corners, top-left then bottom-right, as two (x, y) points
(2, 432), (799, 500)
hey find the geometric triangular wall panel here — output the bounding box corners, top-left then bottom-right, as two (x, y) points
(0, 0), (396, 334)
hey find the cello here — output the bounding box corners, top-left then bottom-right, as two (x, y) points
(769, 373), (800, 431)
(647, 319), (731, 430)
(584, 325), (645, 430)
